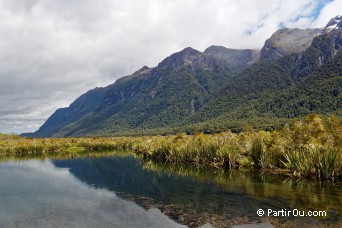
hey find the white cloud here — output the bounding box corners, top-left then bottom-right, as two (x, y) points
(312, 0), (342, 27)
(0, 0), (338, 133)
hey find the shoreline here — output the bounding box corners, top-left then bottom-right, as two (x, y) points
(0, 114), (341, 183)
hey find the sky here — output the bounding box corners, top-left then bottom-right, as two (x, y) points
(0, 0), (341, 134)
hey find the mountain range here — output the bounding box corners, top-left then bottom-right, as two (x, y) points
(26, 16), (342, 137)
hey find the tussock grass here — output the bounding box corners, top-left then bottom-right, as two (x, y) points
(0, 114), (341, 181)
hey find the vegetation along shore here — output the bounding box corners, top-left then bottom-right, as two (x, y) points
(1, 114), (341, 182)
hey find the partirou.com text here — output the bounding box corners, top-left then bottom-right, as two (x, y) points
(257, 209), (327, 217)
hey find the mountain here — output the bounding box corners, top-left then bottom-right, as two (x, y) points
(260, 28), (321, 61)
(33, 47), (234, 137)
(31, 87), (109, 137)
(260, 16), (342, 62)
(204, 46), (260, 71)
(187, 17), (342, 132)
(27, 16), (342, 137)
(326, 15), (342, 30)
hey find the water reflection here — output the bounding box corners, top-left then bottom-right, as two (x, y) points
(0, 159), (185, 228)
(143, 161), (342, 217)
(52, 155), (342, 226)
(0, 153), (341, 227)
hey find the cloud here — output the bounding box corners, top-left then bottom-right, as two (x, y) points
(312, 0), (342, 27)
(0, 0), (337, 133)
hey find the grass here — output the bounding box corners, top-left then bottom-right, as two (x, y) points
(0, 114), (341, 181)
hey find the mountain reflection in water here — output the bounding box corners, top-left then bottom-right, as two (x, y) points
(0, 153), (341, 227)
(0, 159), (185, 228)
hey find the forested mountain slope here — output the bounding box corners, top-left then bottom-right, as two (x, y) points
(32, 48), (234, 137)
(187, 24), (342, 132)
(27, 16), (342, 137)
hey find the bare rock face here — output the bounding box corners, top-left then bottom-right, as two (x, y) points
(261, 16), (342, 61)
(324, 15), (342, 56)
(157, 47), (226, 71)
(204, 46), (260, 71)
(260, 28), (321, 61)
(326, 15), (342, 30)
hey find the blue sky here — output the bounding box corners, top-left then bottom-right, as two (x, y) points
(0, 0), (341, 133)
(311, 0), (333, 19)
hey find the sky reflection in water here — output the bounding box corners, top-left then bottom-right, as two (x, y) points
(0, 154), (341, 227)
(0, 159), (185, 228)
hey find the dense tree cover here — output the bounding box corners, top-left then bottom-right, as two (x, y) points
(30, 48), (234, 137)
(27, 28), (342, 137)
(186, 34), (342, 133)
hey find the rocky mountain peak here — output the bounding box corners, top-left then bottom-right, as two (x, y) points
(204, 45), (260, 71)
(326, 15), (342, 30)
(260, 15), (342, 61)
(260, 27), (321, 60)
(133, 66), (151, 75)
(179, 47), (201, 55)
(157, 47), (217, 69)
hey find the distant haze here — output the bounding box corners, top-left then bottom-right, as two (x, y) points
(0, 0), (340, 133)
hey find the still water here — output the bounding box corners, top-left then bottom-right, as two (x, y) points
(0, 152), (341, 227)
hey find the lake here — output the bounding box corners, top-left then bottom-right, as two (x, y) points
(0, 152), (341, 227)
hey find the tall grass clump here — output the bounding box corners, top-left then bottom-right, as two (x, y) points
(0, 114), (341, 181)
(283, 149), (316, 178)
(315, 148), (341, 180)
(251, 135), (263, 169)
